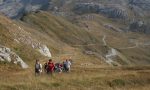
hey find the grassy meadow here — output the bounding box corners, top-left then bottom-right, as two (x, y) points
(0, 62), (150, 90)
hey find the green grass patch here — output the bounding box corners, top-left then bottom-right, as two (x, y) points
(51, 82), (61, 87)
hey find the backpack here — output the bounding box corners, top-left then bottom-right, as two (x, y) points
(44, 63), (48, 69)
(35, 63), (40, 70)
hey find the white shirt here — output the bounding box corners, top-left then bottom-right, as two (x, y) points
(65, 61), (71, 68)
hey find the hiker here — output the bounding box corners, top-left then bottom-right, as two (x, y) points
(62, 61), (66, 72)
(69, 59), (73, 64)
(54, 62), (63, 73)
(44, 62), (48, 73)
(63, 61), (67, 72)
(58, 63), (63, 73)
(35, 59), (42, 76)
(47, 59), (55, 75)
(64, 59), (72, 72)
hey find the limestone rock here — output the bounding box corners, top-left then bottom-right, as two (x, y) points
(0, 45), (28, 69)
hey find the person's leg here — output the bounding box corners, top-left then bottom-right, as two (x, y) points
(35, 69), (40, 76)
(44, 68), (46, 73)
(67, 67), (69, 72)
(62, 67), (65, 72)
(58, 68), (62, 74)
(64, 66), (68, 72)
(39, 69), (42, 75)
(47, 68), (50, 74)
(54, 67), (57, 73)
(50, 70), (54, 76)
(68, 67), (71, 72)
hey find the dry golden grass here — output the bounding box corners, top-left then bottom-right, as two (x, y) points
(0, 63), (150, 90)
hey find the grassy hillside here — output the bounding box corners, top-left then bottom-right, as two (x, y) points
(69, 13), (150, 65)
(21, 11), (107, 63)
(1, 11), (150, 66)
(0, 11), (150, 90)
(22, 12), (101, 45)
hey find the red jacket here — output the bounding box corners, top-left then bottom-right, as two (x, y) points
(48, 62), (55, 72)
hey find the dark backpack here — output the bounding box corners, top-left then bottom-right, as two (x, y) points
(44, 63), (48, 69)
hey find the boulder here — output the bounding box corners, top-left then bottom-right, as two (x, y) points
(0, 45), (28, 69)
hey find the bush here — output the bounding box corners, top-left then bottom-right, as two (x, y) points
(108, 79), (125, 87)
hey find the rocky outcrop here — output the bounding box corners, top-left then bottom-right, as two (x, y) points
(0, 0), (50, 18)
(32, 43), (52, 58)
(100, 7), (128, 19)
(129, 20), (150, 33)
(128, 0), (150, 17)
(104, 24), (123, 32)
(105, 48), (117, 65)
(73, 3), (128, 19)
(0, 45), (28, 69)
(129, 0), (150, 11)
(0, 15), (52, 58)
(11, 24), (52, 57)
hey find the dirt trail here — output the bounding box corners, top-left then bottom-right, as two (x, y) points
(102, 35), (107, 46)
(58, 35), (150, 66)
(102, 35), (118, 65)
(103, 35), (132, 65)
(118, 42), (150, 50)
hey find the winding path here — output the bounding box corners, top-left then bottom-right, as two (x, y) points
(70, 35), (150, 66)
(102, 35), (119, 65)
(102, 35), (133, 65)
(102, 34), (150, 50)
(118, 42), (150, 50)
(102, 35), (107, 46)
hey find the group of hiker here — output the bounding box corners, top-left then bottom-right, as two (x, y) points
(35, 59), (72, 76)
